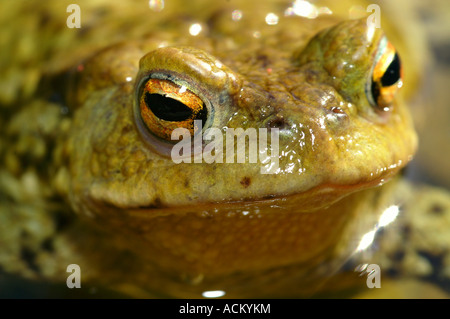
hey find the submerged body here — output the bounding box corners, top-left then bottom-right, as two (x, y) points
(0, 0), (437, 298)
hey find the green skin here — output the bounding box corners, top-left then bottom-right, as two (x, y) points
(65, 18), (415, 210)
(0, 1), (417, 297)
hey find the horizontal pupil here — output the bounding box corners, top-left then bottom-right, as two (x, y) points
(381, 53), (400, 87)
(145, 92), (194, 122)
(371, 80), (380, 106)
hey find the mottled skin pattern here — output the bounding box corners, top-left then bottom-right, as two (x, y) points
(59, 13), (416, 294)
(67, 20), (415, 211)
(0, 0), (429, 298)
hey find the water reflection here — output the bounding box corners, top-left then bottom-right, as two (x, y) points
(149, 0), (164, 12)
(202, 290), (226, 298)
(265, 13), (279, 25)
(189, 23), (202, 36)
(355, 205), (400, 252)
(232, 10), (243, 21)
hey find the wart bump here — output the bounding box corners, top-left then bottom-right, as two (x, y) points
(240, 177), (251, 188)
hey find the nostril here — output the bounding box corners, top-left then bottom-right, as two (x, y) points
(266, 115), (287, 129)
(330, 106), (345, 114)
(325, 105), (350, 132)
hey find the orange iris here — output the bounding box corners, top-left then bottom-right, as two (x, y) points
(139, 79), (205, 141)
(371, 41), (403, 109)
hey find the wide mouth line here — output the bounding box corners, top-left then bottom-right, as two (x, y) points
(121, 170), (398, 216)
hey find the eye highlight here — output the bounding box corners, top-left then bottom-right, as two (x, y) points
(368, 38), (403, 110)
(139, 78), (207, 141)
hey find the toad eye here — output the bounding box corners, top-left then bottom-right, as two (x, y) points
(138, 78), (208, 141)
(368, 38), (403, 110)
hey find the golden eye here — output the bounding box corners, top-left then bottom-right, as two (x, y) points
(139, 78), (207, 141)
(369, 38), (403, 110)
